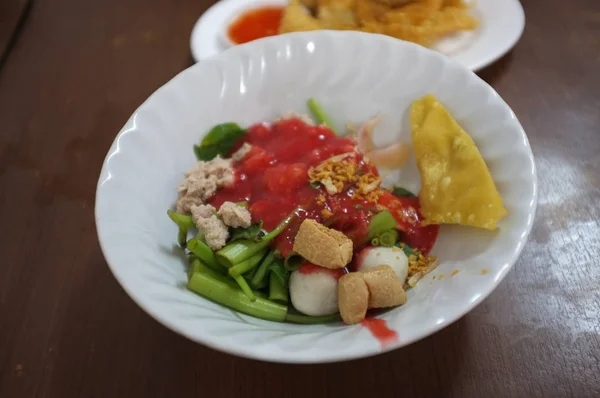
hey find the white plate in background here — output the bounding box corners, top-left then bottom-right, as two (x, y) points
(190, 0), (525, 71)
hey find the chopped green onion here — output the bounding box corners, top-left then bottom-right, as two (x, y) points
(371, 237), (380, 246)
(379, 229), (398, 247)
(367, 210), (397, 241)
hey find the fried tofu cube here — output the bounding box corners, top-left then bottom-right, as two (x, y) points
(411, 94), (507, 230)
(293, 219), (353, 269)
(360, 265), (407, 308)
(338, 273), (369, 324)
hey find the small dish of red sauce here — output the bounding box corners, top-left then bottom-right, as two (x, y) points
(221, 5), (284, 47)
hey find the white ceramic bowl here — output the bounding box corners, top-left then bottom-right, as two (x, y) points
(96, 31), (537, 363)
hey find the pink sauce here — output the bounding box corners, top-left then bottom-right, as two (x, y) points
(361, 318), (399, 348)
(298, 262), (345, 280)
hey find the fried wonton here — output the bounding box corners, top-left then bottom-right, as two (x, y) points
(410, 94), (507, 230)
(443, 0), (469, 8)
(279, 0), (477, 48)
(299, 0), (319, 10)
(386, 0), (444, 24)
(317, 0), (359, 29)
(278, 0), (324, 34)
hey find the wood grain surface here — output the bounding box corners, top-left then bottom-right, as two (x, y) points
(0, 0), (31, 64)
(0, 0), (599, 397)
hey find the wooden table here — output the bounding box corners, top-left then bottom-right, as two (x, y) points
(1, 0), (599, 396)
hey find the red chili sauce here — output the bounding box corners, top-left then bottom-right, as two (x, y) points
(227, 7), (284, 45)
(208, 117), (439, 257)
(360, 318), (399, 348)
(298, 262), (345, 280)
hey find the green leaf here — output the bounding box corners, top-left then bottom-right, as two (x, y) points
(392, 186), (417, 198)
(193, 123), (246, 161)
(229, 221), (265, 242)
(269, 260), (289, 287)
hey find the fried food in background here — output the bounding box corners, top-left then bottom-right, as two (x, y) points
(372, 0), (416, 8)
(279, 0), (324, 33)
(280, 0), (478, 47)
(317, 0), (359, 29)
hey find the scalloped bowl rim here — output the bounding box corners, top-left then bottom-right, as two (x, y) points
(96, 31), (537, 363)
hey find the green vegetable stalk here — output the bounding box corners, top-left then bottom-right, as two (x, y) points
(233, 274), (256, 302)
(187, 238), (223, 273)
(307, 98), (337, 134)
(269, 273), (288, 303)
(167, 210), (195, 229)
(284, 312), (342, 324)
(188, 259), (202, 281)
(187, 267), (287, 322)
(268, 260), (289, 288)
(229, 221), (265, 242)
(228, 250), (267, 277)
(217, 209), (298, 267)
(189, 262), (340, 324)
(251, 250), (277, 288)
(177, 226), (188, 248)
